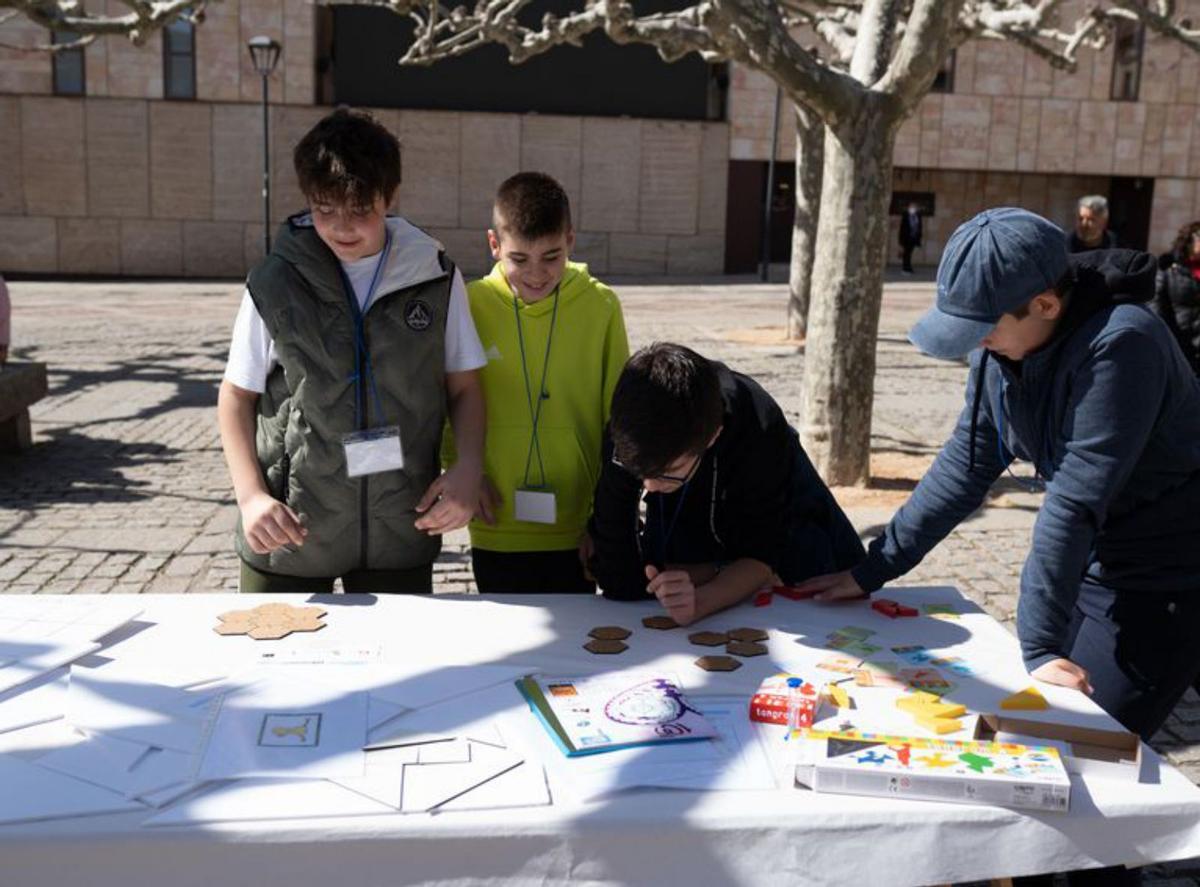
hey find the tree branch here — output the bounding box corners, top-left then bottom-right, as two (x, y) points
(0, 0), (209, 45)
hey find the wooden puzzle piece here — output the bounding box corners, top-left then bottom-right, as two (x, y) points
(584, 639), (628, 655)
(772, 585), (818, 601)
(871, 598), (919, 618)
(823, 684), (851, 709)
(726, 640), (768, 657)
(1000, 685), (1049, 711)
(753, 591), (773, 607)
(589, 626), (632, 641)
(695, 655), (742, 672)
(688, 631), (729, 647)
(727, 627), (767, 643)
(641, 615), (678, 630)
(215, 603), (328, 641)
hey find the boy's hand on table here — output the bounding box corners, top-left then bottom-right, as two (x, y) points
(792, 570), (866, 602)
(646, 565), (697, 626)
(415, 464), (481, 534)
(476, 476), (501, 526)
(241, 492), (306, 554)
(1030, 657), (1094, 695)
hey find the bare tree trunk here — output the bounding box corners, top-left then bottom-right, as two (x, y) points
(786, 102), (823, 341)
(800, 96), (900, 486)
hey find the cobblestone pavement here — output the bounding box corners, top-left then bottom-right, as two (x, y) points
(2, 274), (1198, 882)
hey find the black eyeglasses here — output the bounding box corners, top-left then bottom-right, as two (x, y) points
(611, 451), (702, 486)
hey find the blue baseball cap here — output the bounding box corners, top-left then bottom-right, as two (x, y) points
(908, 208), (1069, 360)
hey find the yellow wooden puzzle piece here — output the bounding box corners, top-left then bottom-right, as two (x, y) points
(916, 713), (964, 734)
(895, 691), (942, 713)
(1000, 685), (1049, 711)
(824, 684), (851, 709)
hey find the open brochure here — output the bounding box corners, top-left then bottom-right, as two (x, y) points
(517, 672), (716, 757)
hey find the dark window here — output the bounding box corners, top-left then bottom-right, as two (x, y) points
(163, 18), (196, 99)
(52, 31), (85, 96)
(1110, 19), (1143, 101)
(890, 191), (936, 216)
(330, 2), (724, 121)
(931, 49), (955, 94)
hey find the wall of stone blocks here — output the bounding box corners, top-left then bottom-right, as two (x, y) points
(728, 19), (1200, 258)
(0, 96), (728, 278)
(0, 0), (312, 105)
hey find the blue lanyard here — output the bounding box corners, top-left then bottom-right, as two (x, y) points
(656, 481), (691, 566)
(513, 285), (560, 488)
(338, 231), (391, 430)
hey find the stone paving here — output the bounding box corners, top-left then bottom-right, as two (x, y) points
(1, 273), (1198, 882)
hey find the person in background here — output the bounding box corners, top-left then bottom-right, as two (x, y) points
(1068, 195), (1118, 253)
(1152, 220), (1200, 374)
(898, 202), (923, 274)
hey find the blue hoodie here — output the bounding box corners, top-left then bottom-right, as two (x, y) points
(852, 249), (1200, 668)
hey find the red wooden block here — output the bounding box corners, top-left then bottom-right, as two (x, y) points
(894, 603), (919, 617)
(753, 591), (773, 607)
(871, 599), (901, 618)
(773, 585), (818, 601)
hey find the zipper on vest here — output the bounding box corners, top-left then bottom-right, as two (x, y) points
(357, 315), (370, 572)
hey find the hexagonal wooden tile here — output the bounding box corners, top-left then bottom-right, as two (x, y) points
(695, 655), (742, 672)
(727, 627), (768, 643)
(726, 640), (768, 657)
(688, 631), (729, 647)
(214, 603), (327, 641)
(589, 626), (632, 641)
(641, 615), (678, 630)
(584, 639), (628, 655)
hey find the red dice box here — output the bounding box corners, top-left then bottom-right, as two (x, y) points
(749, 673), (819, 726)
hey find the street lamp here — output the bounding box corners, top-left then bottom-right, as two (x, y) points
(247, 35), (282, 256)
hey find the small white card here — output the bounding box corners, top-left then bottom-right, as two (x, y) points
(343, 427), (404, 478)
(514, 488), (556, 524)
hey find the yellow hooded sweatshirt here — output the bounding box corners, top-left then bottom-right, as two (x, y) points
(463, 261), (629, 552)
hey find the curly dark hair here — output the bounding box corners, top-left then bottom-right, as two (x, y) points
(1170, 220), (1200, 262)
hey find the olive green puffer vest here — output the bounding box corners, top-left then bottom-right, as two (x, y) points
(236, 214), (451, 577)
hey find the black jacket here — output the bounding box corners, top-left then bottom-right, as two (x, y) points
(1067, 229), (1118, 254)
(589, 364), (863, 600)
(1153, 252), (1200, 374)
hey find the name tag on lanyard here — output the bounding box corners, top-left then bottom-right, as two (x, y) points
(514, 487), (557, 524)
(343, 426), (404, 477)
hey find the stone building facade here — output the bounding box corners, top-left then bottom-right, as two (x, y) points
(1, 1), (1198, 277)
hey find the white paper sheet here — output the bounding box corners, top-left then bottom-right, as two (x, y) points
(35, 732), (193, 800)
(0, 752), (144, 825)
(66, 667), (214, 753)
(0, 670), (68, 735)
(0, 642), (102, 695)
(435, 760), (552, 813)
(400, 741), (524, 813)
(141, 778), (394, 827)
(194, 674), (368, 781)
(329, 745), (418, 809)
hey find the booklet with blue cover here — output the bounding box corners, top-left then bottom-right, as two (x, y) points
(517, 672), (717, 757)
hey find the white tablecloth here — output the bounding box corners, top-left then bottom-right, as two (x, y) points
(2, 587), (1199, 887)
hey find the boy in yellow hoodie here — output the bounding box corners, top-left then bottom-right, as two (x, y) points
(466, 172), (629, 593)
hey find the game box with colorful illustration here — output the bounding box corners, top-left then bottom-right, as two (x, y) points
(793, 727), (1071, 812)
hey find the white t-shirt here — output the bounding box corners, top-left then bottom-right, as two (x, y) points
(224, 251), (485, 395)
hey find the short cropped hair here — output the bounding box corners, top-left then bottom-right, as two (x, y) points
(1077, 195), (1109, 216)
(493, 172), (572, 241)
(294, 109), (401, 210)
(609, 343), (725, 479)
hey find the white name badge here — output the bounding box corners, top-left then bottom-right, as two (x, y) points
(514, 487), (557, 524)
(342, 426), (404, 478)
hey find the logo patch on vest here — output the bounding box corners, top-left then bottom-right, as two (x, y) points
(404, 299), (433, 331)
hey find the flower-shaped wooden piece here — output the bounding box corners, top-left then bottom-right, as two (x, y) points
(214, 604), (327, 641)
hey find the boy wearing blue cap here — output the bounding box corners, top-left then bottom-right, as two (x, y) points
(798, 207), (1200, 742)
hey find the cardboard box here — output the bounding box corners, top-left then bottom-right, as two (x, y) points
(793, 728), (1071, 813)
(974, 714), (1142, 782)
(750, 673), (819, 727)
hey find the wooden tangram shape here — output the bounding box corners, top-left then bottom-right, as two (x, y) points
(641, 615), (679, 630)
(1000, 685), (1049, 711)
(726, 640), (767, 657)
(214, 603), (327, 640)
(688, 631), (729, 647)
(584, 639), (628, 655)
(727, 627), (767, 643)
(695, 655), (742, 672)
(589, 626), (632, 641)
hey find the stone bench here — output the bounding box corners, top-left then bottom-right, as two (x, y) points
(0, 362), (48, 451)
